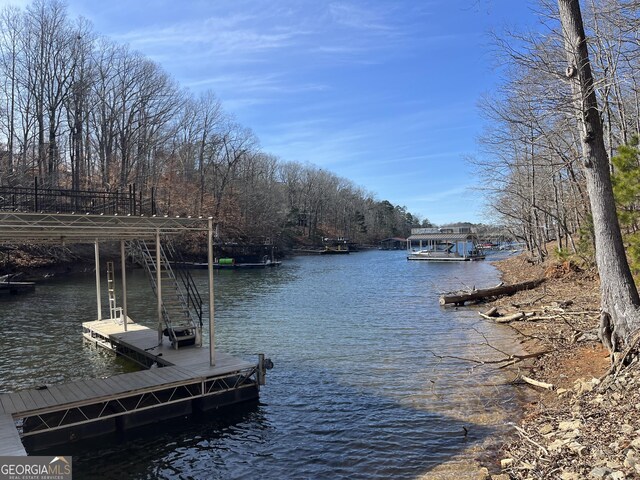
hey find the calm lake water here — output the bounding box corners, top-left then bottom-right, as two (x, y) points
(0, 249), (524, 479)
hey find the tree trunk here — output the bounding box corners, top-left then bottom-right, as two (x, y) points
(48, 107), (57, 183)
(439, 279), (545, 306)
(8, 40), (16, 174)
(557, 0), (640, 351)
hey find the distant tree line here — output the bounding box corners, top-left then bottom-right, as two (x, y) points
(477, 0), (640, 264)
(0, 0), (425, 247)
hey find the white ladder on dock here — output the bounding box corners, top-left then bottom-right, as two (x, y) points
(106, 261), (118, 320)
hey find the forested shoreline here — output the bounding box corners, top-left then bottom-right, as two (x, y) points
(0, 0), (425, 248)
(8, 0), (640, 256)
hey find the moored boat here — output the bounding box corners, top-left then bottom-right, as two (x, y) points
(406, 249), (485, 261)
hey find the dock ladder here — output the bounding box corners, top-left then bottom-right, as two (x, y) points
(106, 261), (118, 320)
(132, 240), (203, 349)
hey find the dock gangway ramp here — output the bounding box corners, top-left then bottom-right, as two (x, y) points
(132, 239), (203, 349)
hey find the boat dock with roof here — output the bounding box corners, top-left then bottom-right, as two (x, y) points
(0, 185), (271, 454)
(406, 227), (485, 261)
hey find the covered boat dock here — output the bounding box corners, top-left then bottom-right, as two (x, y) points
(406, 227), (485, 261)
(0, 209), (271, 453)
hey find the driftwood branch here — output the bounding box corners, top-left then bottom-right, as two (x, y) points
(520, 375), (555, 390)
(426, 348), (551, 368)
(482, 306), (499, 317)
(439, 279), (546, 306)
(510, 423), (550, 456)
(478, 311), (535, 323)
(512, 293), (549, 308)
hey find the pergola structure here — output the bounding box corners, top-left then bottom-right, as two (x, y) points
(0, 212), (218, 366)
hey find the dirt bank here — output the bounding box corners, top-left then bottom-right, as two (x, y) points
(477, 253), (640, 479)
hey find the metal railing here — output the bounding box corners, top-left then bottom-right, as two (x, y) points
(133, 239), (202, 348)
(0, 179), (157, 216)
(165, 241), (204, 329)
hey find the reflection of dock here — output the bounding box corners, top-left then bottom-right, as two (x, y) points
(176, 260), (282, 270)
(0, 319), (261, 453)
(0, 280), (35, 295)
(320, 247), (349, 255)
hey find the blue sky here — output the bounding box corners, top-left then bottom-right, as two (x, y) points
(3, 0), (538, 225)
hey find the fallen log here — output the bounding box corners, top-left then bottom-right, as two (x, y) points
(482, 306), (499, 317)
(479, 311), (535, 323)
(439, 278), (545, 306)
(520, 375), (555, 390)
(494, 311), (535, 323)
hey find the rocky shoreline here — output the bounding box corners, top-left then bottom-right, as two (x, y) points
(475, 254), (640, 479)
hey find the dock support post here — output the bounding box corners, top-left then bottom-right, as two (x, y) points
(121, 240), (128, 331)
(258, 353), (265, 385)
(156, 230), (162, 344)
(208, 217), (216, 366)
(94, 240), (102, 320)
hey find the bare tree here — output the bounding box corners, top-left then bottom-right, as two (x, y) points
(66, 18), (95, 191)
(558, 0), (640, 351)
(0, 6), (23, 180)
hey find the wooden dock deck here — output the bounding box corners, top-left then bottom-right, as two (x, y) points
(0, 414), (27, 455)
(0, 319), (260, 454)
(81, 319), (254, 374)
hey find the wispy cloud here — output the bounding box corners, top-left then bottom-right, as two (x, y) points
(115, 16), (307, 59)
(110, 0), (436, 71)
(328, 2), (395, 32)
(262, 126), (372, 167)
(186, 73), (328, 95)
(410, 187), (472, 204)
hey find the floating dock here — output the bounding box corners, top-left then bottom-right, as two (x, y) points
(0, 318), (262, 453)
(0, 413), (26, 455)
(0, 211), (271, 455)
(176, 260), (282, 269)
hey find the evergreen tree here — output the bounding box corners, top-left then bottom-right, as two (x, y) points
(612, 136), (640, 276)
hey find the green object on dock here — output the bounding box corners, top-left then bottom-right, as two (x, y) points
(218, 258), (235, 265)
